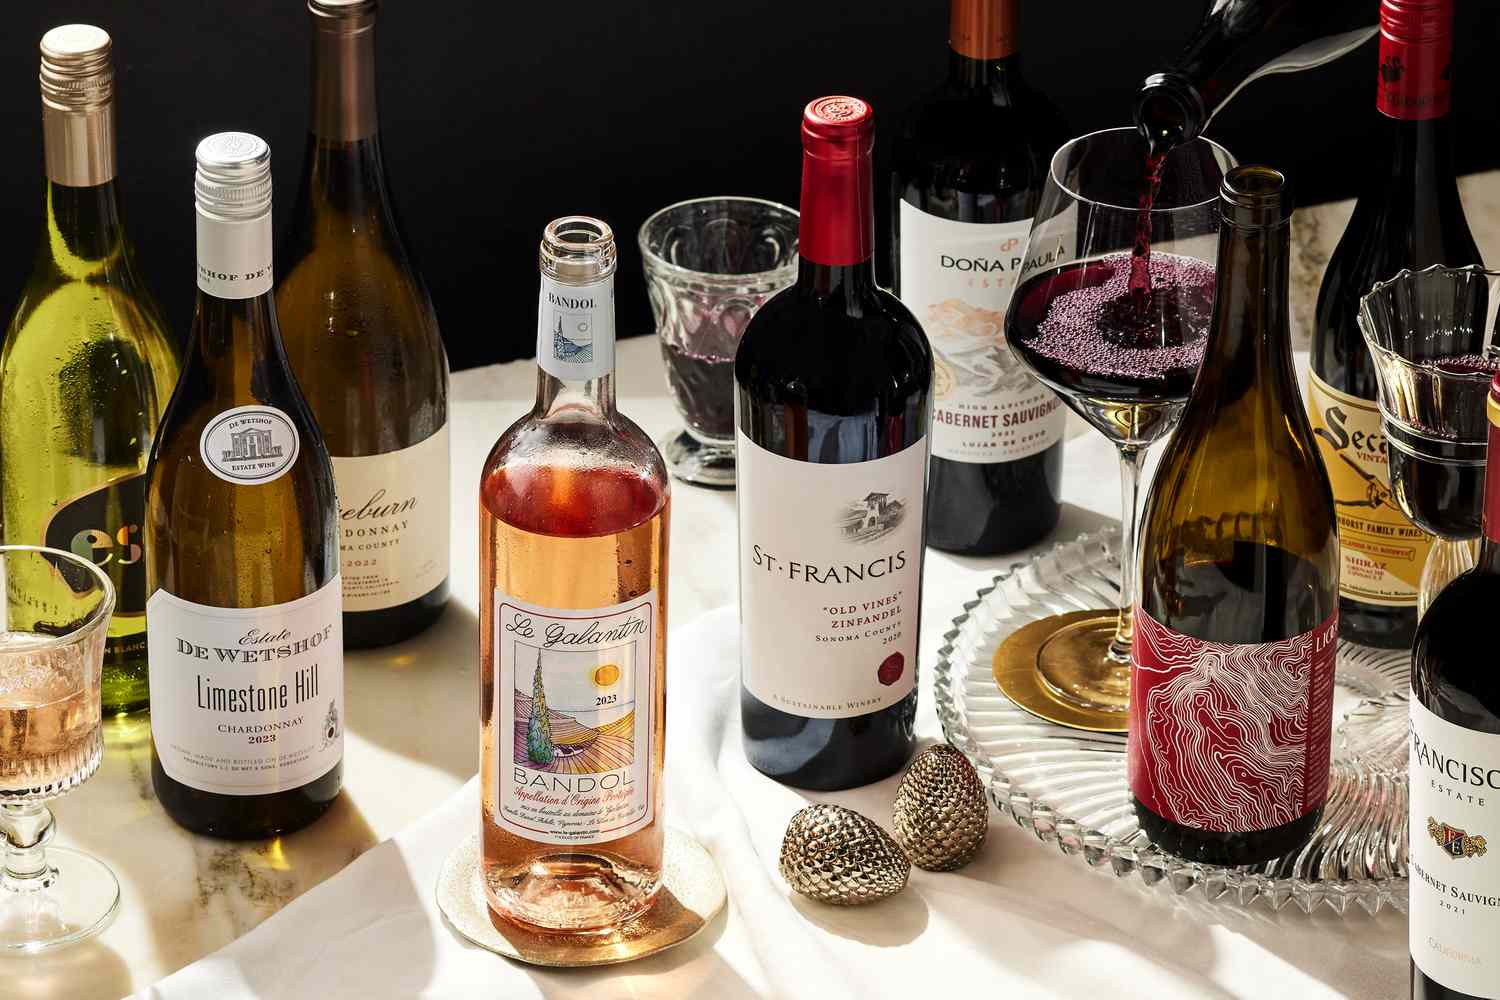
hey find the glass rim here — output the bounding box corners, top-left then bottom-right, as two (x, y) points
(637, 195), (800, 284)
(1362, 263), (1500, 383)
(0, 544), (115, 650)
(1048, 126), (1236, 215)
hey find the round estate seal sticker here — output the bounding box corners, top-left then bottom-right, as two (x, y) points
(199, 405), (301, 485)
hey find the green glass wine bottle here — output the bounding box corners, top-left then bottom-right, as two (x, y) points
(0, 25), (179, 715)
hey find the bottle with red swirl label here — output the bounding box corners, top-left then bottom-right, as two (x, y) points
(1132, 166), (1339, 867)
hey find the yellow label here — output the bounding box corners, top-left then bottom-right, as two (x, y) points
(1306, 371), (1429, 606)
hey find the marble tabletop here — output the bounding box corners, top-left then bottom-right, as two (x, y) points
(19, 171), (1499, 999)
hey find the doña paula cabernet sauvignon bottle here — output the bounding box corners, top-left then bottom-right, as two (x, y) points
(891, 0), (1068, 555)
(276, 0), (450, 648)
(1132, 167), (1339, 866)
(737, 97), (932, 790)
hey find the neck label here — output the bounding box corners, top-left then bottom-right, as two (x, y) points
(1377, 28), (1452, 120)
(537, 275), (614, 383)
(196, 210), (273, 299)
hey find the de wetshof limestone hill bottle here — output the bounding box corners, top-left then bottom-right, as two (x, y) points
(146, 133), (343, 839)
(1308, 0), (1480, 650)
(0, 25), (179, 716)
(891, 0), (1068, 555)
(275, 0), (451, 649)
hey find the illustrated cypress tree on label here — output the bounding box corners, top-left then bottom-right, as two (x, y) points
(526, 647), (556, 765)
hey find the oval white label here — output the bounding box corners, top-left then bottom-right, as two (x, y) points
(199, 405), (301, 485)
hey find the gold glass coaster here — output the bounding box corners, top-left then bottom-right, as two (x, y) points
(435, 828), (726, 967)
(993, 609), (1131, 734)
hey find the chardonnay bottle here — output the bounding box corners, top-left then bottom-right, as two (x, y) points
(146, 133), (343, 839)
(1132, 166), (1340, 867)
(0, 25), (179, 715)
(275, 0), (450, 648)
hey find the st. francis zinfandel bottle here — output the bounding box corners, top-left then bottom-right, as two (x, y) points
(892, 0), (1067, 555)
(480, 218), (669, 932)
(737, 98), (932, 790)
(0, 26), (179, 715)
(1132, 167), (1339, 866)
(1309, 0), (1480, 649)
(276, 0), (450, 648)
(146, 134), (343, 838)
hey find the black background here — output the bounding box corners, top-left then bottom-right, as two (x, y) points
(2, 1), (1497, 371)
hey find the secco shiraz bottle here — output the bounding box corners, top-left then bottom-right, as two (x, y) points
(0, 26), (179, 715)
(737, 97), (932, 790)
(1308, 0), (1480, 650)
(275, 0), (450, 648)
(146, 134), (343, 838)
(1132, 167), (1339, 866)
(891, 0), (1068, 555)
(1410, 375), (1500, 1000)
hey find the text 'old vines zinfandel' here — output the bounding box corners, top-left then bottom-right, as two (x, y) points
(1408, 376), (1500, 1000)
(737, 98), (932, 790)
(146, 134), (343, 839)
(1132, 167), (1339, 866)
(1309, 0), (1480, 649)
(891, 0), (1067, 555)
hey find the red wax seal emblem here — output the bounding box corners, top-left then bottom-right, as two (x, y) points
(878, 652), (905, 687)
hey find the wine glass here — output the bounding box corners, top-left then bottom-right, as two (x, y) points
(1357, 264), (1500, 615)
(639, 197), (799, 488)
(0, 545), (117, 951)
(1002, 127), (1234, 732)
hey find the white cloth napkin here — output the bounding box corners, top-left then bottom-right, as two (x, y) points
(138, 589), (1404, 999)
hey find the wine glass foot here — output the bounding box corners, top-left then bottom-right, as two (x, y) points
(993, 610), (1131, 733)
(0, 847), (119, 953)
(660, 430), (736, 489)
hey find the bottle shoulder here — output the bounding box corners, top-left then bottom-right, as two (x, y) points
(1414, 566), (1500, 728)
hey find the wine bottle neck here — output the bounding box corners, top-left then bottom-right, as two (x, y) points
(309, 4), (378, 143)
(1200, 214), (1295, 394)
(41, 179), (128, 269)
(948, 0), (1018, 89)
(534, 271), (617, 417)
(798, 130), (875, 296)
(190, 290), (289, 364)
(948, 51), (1020, 92)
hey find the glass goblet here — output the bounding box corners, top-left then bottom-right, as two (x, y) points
(0, 545), (117, 952)
(639, 196), (799, 488)
(1357, 264), (1500, 615)
(1002, 127), (1234, 732)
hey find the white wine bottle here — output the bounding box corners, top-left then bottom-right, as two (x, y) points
(0, 25), (179, 715)
(1132, 166), (1340, 867)
(146, 133), (343, 838)
(275, 0), (450, 648)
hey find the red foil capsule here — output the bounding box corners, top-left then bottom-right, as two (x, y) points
(1377, 0), (1453, 121)
(799, 96), (875, 268)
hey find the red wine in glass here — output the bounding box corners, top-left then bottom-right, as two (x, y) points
(662, 341), (736, 440)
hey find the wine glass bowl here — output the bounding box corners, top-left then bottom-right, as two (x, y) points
(639, 197), (798, 488)
(1358, 264), (1500, 613)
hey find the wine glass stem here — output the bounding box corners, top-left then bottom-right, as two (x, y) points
(1110, 444), (1146, 664)
(0, 801), (57, 892)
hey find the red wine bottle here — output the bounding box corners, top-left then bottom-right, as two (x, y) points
(1135, 0), (1375, 153)
(736, 97), (932, 790)
(1308, 0), (1481, 650)
(1132, 166), (1339, 866)
(1410, 376), (1500, 1000)
(891, 0), (1067, 555)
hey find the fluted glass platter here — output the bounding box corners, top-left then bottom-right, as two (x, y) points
(933, 529), (1410, 916)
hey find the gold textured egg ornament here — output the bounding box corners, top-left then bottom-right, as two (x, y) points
(779, 804), (911, 905)
(892, 744), (988, 871)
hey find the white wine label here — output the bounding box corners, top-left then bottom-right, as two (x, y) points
(1306, 371), (1429, 606)
(332, 424), (450, 613)
(1410, 694), (1500, 998)
(196, 210), (273, 299)
(897, 204), (1066, 464)
(146, 577), (344, 796)
(491, 592), (657, 845)
(536, 274), (615, 383)
(737, 431), (924, 718)
(199, 405), (301, 486)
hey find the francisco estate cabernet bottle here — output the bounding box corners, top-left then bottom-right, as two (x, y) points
(1132, 167), (1339, 866)
(146, 134), (343, 838)
(736, 97), (932, 791)
(1410, 375), (1500, 1000)
(1308, 0), (1480, 650)
(276, 0), (451, 648)
(891, 0), (1067, 555)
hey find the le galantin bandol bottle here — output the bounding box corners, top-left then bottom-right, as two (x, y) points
(0, 25), (179, 715)
(146, 134), (343, 839)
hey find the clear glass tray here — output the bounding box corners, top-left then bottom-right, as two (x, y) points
(933, 529), (1409, 916)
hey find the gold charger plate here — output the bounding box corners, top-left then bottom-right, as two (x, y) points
(993, 609), (1131, 733)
